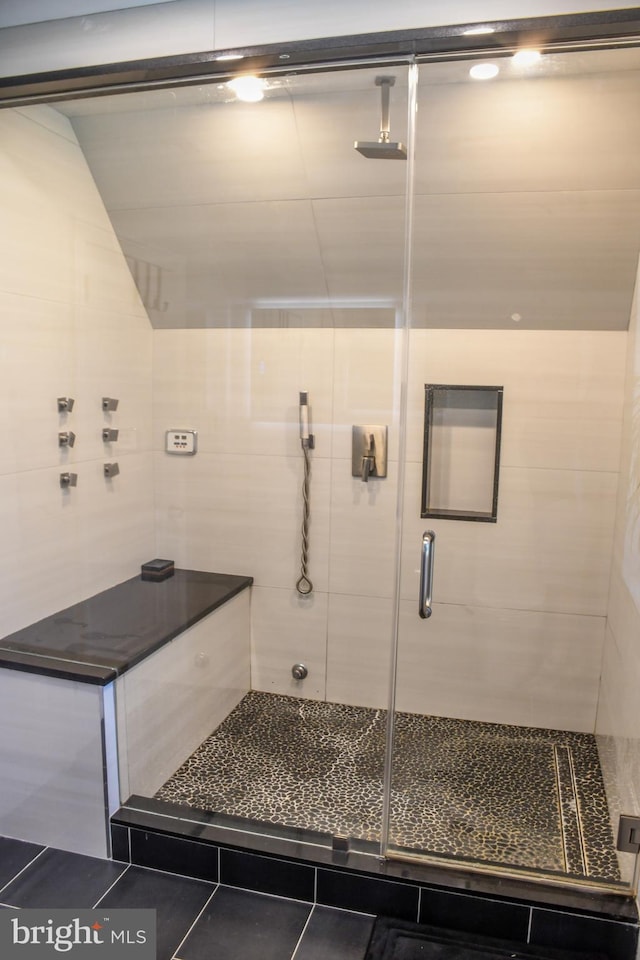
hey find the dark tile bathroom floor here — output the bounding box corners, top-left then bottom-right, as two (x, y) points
(156, 692), (621, 885)
(0, 836), (374, 960)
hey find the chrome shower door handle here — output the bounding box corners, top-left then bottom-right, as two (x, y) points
(419, 530), (436, 619)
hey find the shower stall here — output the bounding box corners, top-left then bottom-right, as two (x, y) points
(1, 14), (640, 913)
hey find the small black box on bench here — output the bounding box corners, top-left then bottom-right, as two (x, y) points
(141, 559), (175, 581)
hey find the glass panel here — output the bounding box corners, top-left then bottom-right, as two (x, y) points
(387, 46), (640, 892)
(3, 34), (639, 900)
(0, 64), (411, 851)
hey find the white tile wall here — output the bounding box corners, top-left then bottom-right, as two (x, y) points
(328, 463), (399, 599)
(0, 670), (111, 858)
(326, 593), (394, 709)
(0, 456), (155, 637)
(410, 191), (640, 331)
(401, 462), (619, 616)
(415, 69), (640, 197)
(72, 98), (311, 210)
(110, 199), (331, 329)
(0, 105), (154, 637)
(117, 590), (250, 797)
(596, 264), (640, 874)
(312, 197), (406, 304)
(597, 591), (640, 886)
(599, 571), (640, 750)
(617, 288), (640, 615)
(331, 328), (402, 461)
(250, 585), (328, 700)
(153, 328), (335, 458)
(0, 293), (75, 475)
(152, 325), (625, 731)
(395, 601), (604, 731)
(153, 450), (332, 591)
(405, 329), (626, 467)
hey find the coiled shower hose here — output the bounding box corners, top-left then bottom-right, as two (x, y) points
(296, 439), (313, 596)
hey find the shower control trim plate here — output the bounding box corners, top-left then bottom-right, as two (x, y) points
(352, 425), (388, 481)
(166, 429), (198, 455)
(616, 814), (640, 853)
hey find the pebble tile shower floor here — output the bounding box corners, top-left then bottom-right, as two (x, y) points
(155, 691), (621, 884)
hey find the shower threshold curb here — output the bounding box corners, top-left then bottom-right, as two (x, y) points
(111, 796), (638, 924)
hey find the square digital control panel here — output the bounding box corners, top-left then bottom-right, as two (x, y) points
(165, 429), (198, 455)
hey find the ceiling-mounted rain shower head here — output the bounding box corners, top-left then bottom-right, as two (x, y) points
(354, 75), (407, 160)
(355, 141), (407, 159)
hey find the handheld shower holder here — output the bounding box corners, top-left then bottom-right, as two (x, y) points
(298, 391), (314, 449)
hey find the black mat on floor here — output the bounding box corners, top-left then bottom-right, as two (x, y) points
(365, 918), (606, 960)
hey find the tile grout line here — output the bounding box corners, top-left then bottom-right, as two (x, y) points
(216, 881), (316, 907)
(112, 859), (218, 886)
(0, 846), (48, 899)
(170, 881), (220, 960)
(93, 863), (132, 908)
(290, 902), (316, 960)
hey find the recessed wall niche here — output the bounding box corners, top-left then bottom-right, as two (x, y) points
(421, 384), (503, 522)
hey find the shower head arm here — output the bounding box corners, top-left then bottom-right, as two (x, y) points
(354, 75), (406, 159)
(375, 75), (395, 143)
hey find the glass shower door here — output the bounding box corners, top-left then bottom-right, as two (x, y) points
(385, 47), (640, 892)
(53, 60), (415, 851)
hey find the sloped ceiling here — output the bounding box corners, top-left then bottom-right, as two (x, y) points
(0, 0), (175, 28)
(59, 48), (640, 329)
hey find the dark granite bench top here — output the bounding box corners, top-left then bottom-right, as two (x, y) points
(0, 569), (252, 686)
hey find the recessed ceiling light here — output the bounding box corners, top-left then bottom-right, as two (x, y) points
(464, 26), (496, 35)
(227, 76), (266, 102)
(513, 49), (542, 67)
(469, 63), (500, 80)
